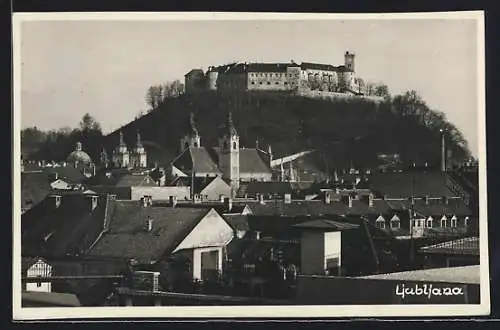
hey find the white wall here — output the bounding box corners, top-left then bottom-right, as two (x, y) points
(26, 260), (52, 293)
(324, 231), (342, 271)
(130, 186), (191, 201)
(192, 247), (223, 280)
(173, 209), (234, 253)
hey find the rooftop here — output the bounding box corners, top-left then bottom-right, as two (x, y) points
(419, 236), (479, 256)
(88, 201), (213, 261)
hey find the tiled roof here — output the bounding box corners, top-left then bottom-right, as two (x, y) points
(185, 69), (204, 77)
(419, 236), (479, 255)
(369, 171), (454, 198)
(172, 147), (222, 175)
(242, 181), (294, 196)
(224, 214), (250, 231)
(293, 219), (359, 231)
(21, 172), (53, 210)
(358, 265), (480, 284)
(170, 176), (218, 194)
(21, 193), (110, 257)
(88, 202), (210, 261)
(172, 147), (271, 176)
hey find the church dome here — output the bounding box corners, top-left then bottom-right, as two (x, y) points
(67, 142), (92, 165)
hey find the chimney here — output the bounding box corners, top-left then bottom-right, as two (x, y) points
(169, 195), (178, 208)
(348, 194), (353, 208)
(424, 195), (429, 205)
(324, 191), (331, 204)
(258, 194), (265, 204)
(88, 195), (98, 211)
(146, 216), (154, 232)
(220, 195), (225, 203)
(51, 195), (62, 209)
(368, 193), (374, 208)
(255, 231), (261, 240)
(284, 193), (292, 204)
(224, 197), (233, 212)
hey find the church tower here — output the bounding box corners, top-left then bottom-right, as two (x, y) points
(131, 129), (147, 168)
(180, 112), (201, 151)
(218, 112), (240, 194)
(112, 131), (130, 168)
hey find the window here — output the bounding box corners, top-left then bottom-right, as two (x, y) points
(259, 82), (263, 85)
(251, 81), (255, 85)
(267, 82), (271, 85)
(275, 82), (279, 85)
(193, 142), (198, 147)
(390, 217), (401, 229)
(284, 82), (288, 85)
(233, 142), (237, 150)
(464, 216), (469, 227)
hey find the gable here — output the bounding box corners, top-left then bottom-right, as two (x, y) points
(173, 208), (233, 253)
(200, 176), (231, 196)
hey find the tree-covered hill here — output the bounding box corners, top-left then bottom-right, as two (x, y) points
(101, 90), (472, 172)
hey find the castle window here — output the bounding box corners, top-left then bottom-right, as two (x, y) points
(233, 142), (237, 150)
(267, 82), (271, 85)
(259, 82), (263, 85)
(251, 81), (255, 85)
(275, 82), (279, 85)
(284, 82), (288, 85)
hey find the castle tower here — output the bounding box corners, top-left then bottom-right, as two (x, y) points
(180, 112), (201, 151)
(219, 112), (240, 195)
(112, 131), (130, 168)
(131, 129), (147, 168)
(344, 51), (355, 72)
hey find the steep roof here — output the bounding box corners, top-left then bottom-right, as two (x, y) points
(172, 147), (222, 175)
(172, 147), (271, 176)
(300, 62), (338, 71)
(223, 214), (250, 231)
(88, 202), (211, 261)
(21, 193), (111, 257)
(247, 63), (291, 73)
(21, 172), (54, 210)
(369, 171), (454, 198)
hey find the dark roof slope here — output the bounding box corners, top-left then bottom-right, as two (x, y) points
(369, 171), (454, 198)
(21, 194), (110, 257)
(293, 219), (359, 231)
(419, 236), (479, 256)
(87, 169), (157, 187)
(223, 214), (250, 231)
(88, 202), (210, 261)
(21, 172), (53, 210)
(243, 181), (294, 196)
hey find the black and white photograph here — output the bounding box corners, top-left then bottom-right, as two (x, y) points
(12, 11), (489, 319)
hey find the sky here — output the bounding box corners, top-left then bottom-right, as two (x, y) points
(18, 16), (481, 156)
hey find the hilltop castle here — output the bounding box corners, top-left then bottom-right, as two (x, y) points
(184, 51), (370, 99)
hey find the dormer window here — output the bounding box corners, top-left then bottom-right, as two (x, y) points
(441, 215), (448, 228)
(426, 216), (433, 228)
(464, 216), (470, 227)
(390, 215), (401, 229)
(451, 215), (458, 228)
(375, 215), (386, 229)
